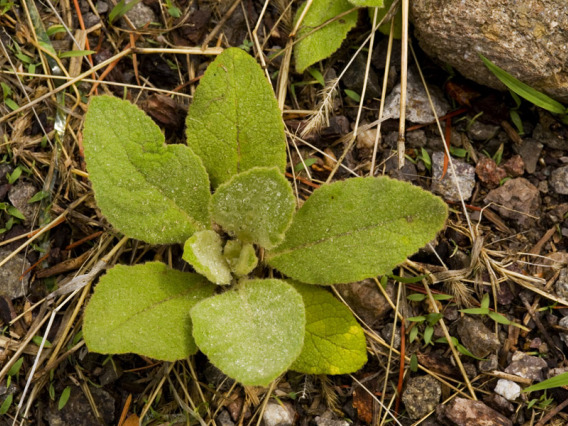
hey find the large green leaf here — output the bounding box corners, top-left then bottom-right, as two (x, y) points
(185, 48), (287, 188)
(83, 96), (211, 244)
(480, 54), (567, 115)
(290, 283), (367, 374)
(83, 262), (215, 361)
(293, 0), (358, 73)
(266, 177), (448, 284)
(210, 167), (295, 249)
(191, 279), (305, 386)
(183, 230), (232, 285)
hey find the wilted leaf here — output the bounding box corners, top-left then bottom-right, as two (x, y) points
(83, 96), (211, 244)
(84, 262), (215, 361)
(290, 283), (367, 374)
(183, 230), (232, 285)
(210, 167), (295, 249)
(186, 48), (287, 188)
(294, 0), (358, 73)
(267, 177), (447, 284)
(191, 279), (305, 386)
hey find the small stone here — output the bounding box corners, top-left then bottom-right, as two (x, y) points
(478, 354), (499, 372)
(483, 394), (515, 416)
(82, 13), (100, 28)
(380, 323), (400, 349)
(123, 0), (156, 28)
(533, 122), (568, 150)
(0, 248), (30, 299)
(406, 130), (428, 148)
(8, 182), (39, 225)
(504, 351), (548, 382)
(95, 1), (108, 14)
(343, 55), (381, 100)
(382, 69), (450, 124)
(550, 165), (568, 194)
(315, 410), (349, 426)
(216, 410), (235, 426)
(494, 379), (521, 401)
(467, 121), (500, 141)
(437, 398), (513, 426)
(456, 316), (500, 358)
(484, 178), (541, 228)
(402, 375), (441, 419)
(555, 268), (568, 299)
(356, 128), (378, 150)
(262, 402), (295, 426)
(476, 156), (507, 188)
(431, 151), (476, 202)
(502, 155), (525, 177)
(515, 139), (543, 174)
(336, 280), (393, 328)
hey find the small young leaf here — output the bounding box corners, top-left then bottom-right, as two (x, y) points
(409, 326), (419, 343)
(183, 230), (232, 285)
(83, 96), (211, 244)
(423, 325), (434, 345)
(407, 294), (427, 302)
(407, 316), (426, 322)
(0, 394), (12, 415)
(523, 372), (568, 393)
(28, 190), (50, 204)
(293, 0), (358, 73)
(480, 54), (566, 115)
(191, 279), (305, 386)
(223, 241), (258, 277)
(84, 262), (215, 361)
(348, 0), (383, 5)
(32, 336), (52, 348)
(186, 48), (287, 188)
(58, 50), (95, 58)
(344, 89), (361, 102)
(308, 68), (325, 86)
(109, 0), (141, 24)
(7, 358), (23, 376)
(266, 177), (448, 285)
(410, 353), (418, 372)
(481, 293), (490, 309)
(459, 308), (489, 315)
(289, 282), (367, 375)
(210, 167), (295, 249)
(7, 206), (25, 220)
(488, 311), (513, 325)
(58, 386), (71, 410)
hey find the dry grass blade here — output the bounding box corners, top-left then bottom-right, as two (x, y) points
(301, 77), (339, 137)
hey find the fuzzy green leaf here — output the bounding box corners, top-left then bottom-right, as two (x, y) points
(84, 262), (215, 361)
(191, 279), (305, 386)
(83, 96), (211, 244)
(290, 283), (367, 375)
(183, 230), (232, 285)
(294, 0), (358, 73)
(348, 0), (383, 6)
(185, 48), (287, 188)
(224, 240), (259, 276)
(210, 167), (295, 249)
(266, 177), (448, 284)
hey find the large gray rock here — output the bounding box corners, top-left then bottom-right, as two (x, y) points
(410, 0), (568, 102)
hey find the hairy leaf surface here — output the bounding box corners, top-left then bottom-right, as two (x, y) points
(84, 262), (215, 361)
(224, 240), (258, 276)
(191, 279), (305, 386)
(183, 230), (232, 285)
(83, 96), (211, 244)
(185, 48), (287, 188)
(290, 283), (367, 374)
(266, 177), (447, 284)
(293, 0), (358, 73)
(210, 167), (295, 249)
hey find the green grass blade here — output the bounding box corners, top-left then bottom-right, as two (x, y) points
(480, 54), (566, 115)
